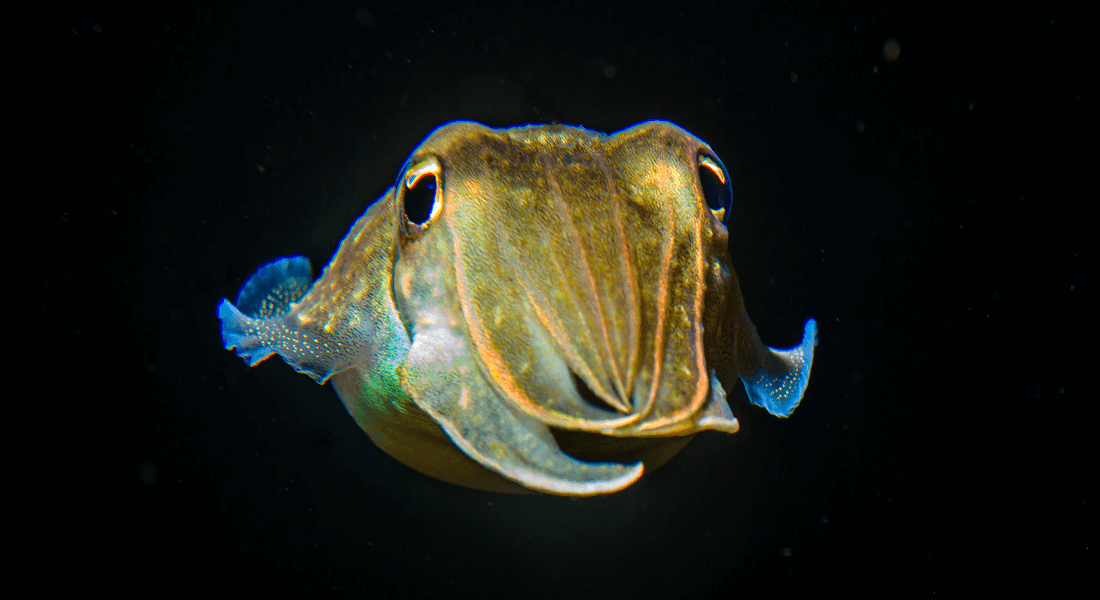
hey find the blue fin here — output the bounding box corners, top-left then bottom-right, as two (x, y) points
(218, 256), (312, 367)
(740, 318), (818, 417)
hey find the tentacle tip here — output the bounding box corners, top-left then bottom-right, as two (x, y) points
(740, 317), (818, 418)
(804, 317), (819, 347)
(216, 297), (276, 366)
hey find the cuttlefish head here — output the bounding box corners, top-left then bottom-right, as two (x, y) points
(218, 120), (817, 495)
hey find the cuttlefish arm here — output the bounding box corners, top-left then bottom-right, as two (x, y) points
(217, 191), (410, 385)
(737, 317), (818, 418)
(396, 308), (643, 496)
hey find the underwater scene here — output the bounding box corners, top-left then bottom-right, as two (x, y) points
(42, 0), (1086, 597)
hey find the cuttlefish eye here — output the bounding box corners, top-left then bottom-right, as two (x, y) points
(698, 153), (733, 224)
(399, 156), (443, 236)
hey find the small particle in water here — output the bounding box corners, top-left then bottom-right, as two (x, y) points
(355, 7), (377, 28)
(883, 38), (900, 62)
(138, 460), (158, 484)
(790, 71), (798, 83)
(856, 121), (865, 133)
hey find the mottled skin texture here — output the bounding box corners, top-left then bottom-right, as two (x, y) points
(221, 121), (816, 495)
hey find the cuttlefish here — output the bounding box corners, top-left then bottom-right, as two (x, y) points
(218, 121), (817, 496)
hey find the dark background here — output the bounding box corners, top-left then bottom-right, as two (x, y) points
(25, 0), (1087, 597)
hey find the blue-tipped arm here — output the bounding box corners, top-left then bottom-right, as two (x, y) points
(218, 256), (313, 368)
(740, 318), (818, 417)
